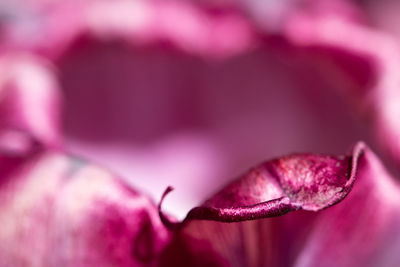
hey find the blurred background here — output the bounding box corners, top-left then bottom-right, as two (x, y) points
(0, 0), (398, 219)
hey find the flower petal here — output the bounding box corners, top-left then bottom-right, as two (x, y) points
(0, 150), (171, 266)
(0, 0), (375, 218)
(283, 11), (400, 171)
(160, 142), (363, 225)
(160, 142), (400, 266)
(0, 54), (61, 148)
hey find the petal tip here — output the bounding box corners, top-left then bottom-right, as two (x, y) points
(164, 142), (368, 225)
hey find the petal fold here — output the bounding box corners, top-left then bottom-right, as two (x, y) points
(160, 142), (400, 267)
(161, 142), (364, 225)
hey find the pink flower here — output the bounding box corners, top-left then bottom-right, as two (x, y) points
(1, 0), (400, 266)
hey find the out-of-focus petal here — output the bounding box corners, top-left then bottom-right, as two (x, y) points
(0, 54), (61, 148)
(0, 0), (255, 59)
(356, 0), (400, 39)
(0, 149), (171, 266)
(160, 142), (400, 266)
(282, 10), (400, 172)
(1, 0), (387, 217)
(33, 0), (367, 218)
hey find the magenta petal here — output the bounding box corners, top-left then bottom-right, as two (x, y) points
(282, 12), (400, 171)
(0, 150), (170, 266)
(1, 0), (375, 217)
(161, 143), (400, 266)
(161, 142), (363, 225)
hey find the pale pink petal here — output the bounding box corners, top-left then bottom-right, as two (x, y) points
(0, 54), (61, 148)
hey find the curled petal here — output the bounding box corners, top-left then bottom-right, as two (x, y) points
(160, 142), (363, 225)
(160, 143), (400, 266)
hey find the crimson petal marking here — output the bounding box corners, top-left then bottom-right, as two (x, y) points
(160, 142), (364, 227)
(160, 142), (400, 267)
(185, 196), (293, 223)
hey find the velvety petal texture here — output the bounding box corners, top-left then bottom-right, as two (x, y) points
(160, 143), (400, 267)
(161, 143), (362, 225)
(1, 1), (400, 267)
